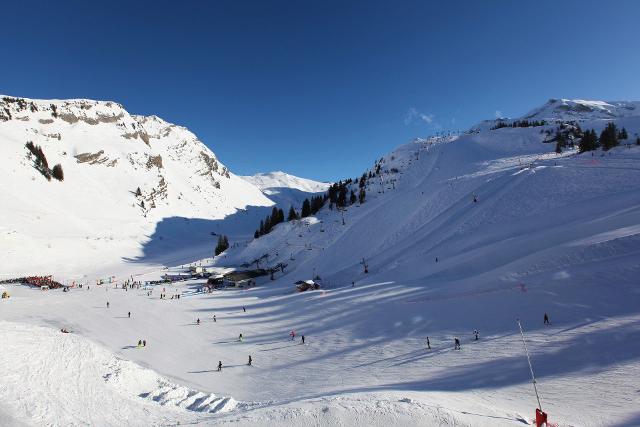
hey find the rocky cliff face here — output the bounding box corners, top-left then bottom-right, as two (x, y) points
(0, 95), (272, 277)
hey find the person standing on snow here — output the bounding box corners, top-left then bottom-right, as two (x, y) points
(213, 315), (216, 322)
(197, 318), (200, 325)
(473, 330), (479, 340)
(454, 337), (461, 350)
(217, 361), (222, 372)
(544, 313), (550, 325)
(248, 355), (252, 366)
(138, 339), (142, 347)
(106, 301), (110, 309)
(143, 339), (146, 347)
(243, 307), (246, 313)
(128, 311), (131, 318)
(239, 333), (243, 342)
(426, 337), (431, 349)
(290, 330), (295, 341)
(301, 335), (305, 344)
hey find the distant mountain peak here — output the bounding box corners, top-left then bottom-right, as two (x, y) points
(521, 98), (640, 121)
(241, 171), (330, 193)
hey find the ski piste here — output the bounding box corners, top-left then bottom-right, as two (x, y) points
(1, 97), (640, 426)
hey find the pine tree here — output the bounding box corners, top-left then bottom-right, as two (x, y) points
(264, 215), (272, 233)
(554, 130), (567, 153)
(359, 173), (367, 188)
(287, 206), (298, 221)
(254, 230), (260, 239)
(618, 127), (628, 140)
(52, 164), (64, 181)
(349, 190), (356, 205)
(359, 188), (366, 204)
(337, 185), (347, 207)
(600, 122), (618, 151)
(579, 129), (598, 153)
(555, 139), (563, 154)
(215, 234), (229, 255)
(301, 199), (311, 217)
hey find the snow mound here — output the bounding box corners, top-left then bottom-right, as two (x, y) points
(138, 383), (238, 413)
(0, 321), (239, 425)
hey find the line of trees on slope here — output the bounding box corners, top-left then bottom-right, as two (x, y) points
(575, 123), (630, 153)
(550, 122), (634, 154)
(491, 119), (547, 130)
(253, 174), (370, 239)
(25, 141), (63, 181)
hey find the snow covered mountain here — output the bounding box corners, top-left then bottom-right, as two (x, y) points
(522, 98), (640, 121)
(1, 98), (640, 427)
(241, 171), (330, 214)
(241, 171), (330, 193)
(221, 98), (640, 298)
(473, 98), (640, 131)
(0, 95), (272, 279)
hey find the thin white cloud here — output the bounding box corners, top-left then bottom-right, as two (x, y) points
(405, 108), (435, 125)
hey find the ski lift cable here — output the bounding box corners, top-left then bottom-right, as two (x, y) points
(517, 319), (543, 411)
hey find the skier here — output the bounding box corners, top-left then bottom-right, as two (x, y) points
(217, 361), (222, 372)
(352, 281), (355, 287)
(213, 315), (217, 322)
(301, 335), (305, 344)
(290, 330), (295, 341)
(138, 339), (142, 347)
(143, 339), (146, 347)
(544, 313), (550, 325)
(128, 311), (131, 318)
(197, 318), (200, 325)
(435, 257), (438, 263)
(248, 355), (252, 366)
(239, 333), (243, 342)
(106, 301), (110, 309)
(243, 307), (246, 313)
(473, 330), (479, 340)
(454, 337), (461, 350)
(426, 337), (431, 349)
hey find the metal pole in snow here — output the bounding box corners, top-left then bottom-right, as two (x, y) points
(517, 319), (542, 411)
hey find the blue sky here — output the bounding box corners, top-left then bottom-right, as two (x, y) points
(2, 1), (639, 181)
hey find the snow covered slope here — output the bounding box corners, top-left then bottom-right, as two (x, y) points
(1, 98), (639, 427)
(523, 98), (640, 121)
(221, 102), (640, 290)
(241, 171), (330, 215)
(242, 171), (330, 193)
(474, 98), (640, 131)
(0, 95), (272, 279)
